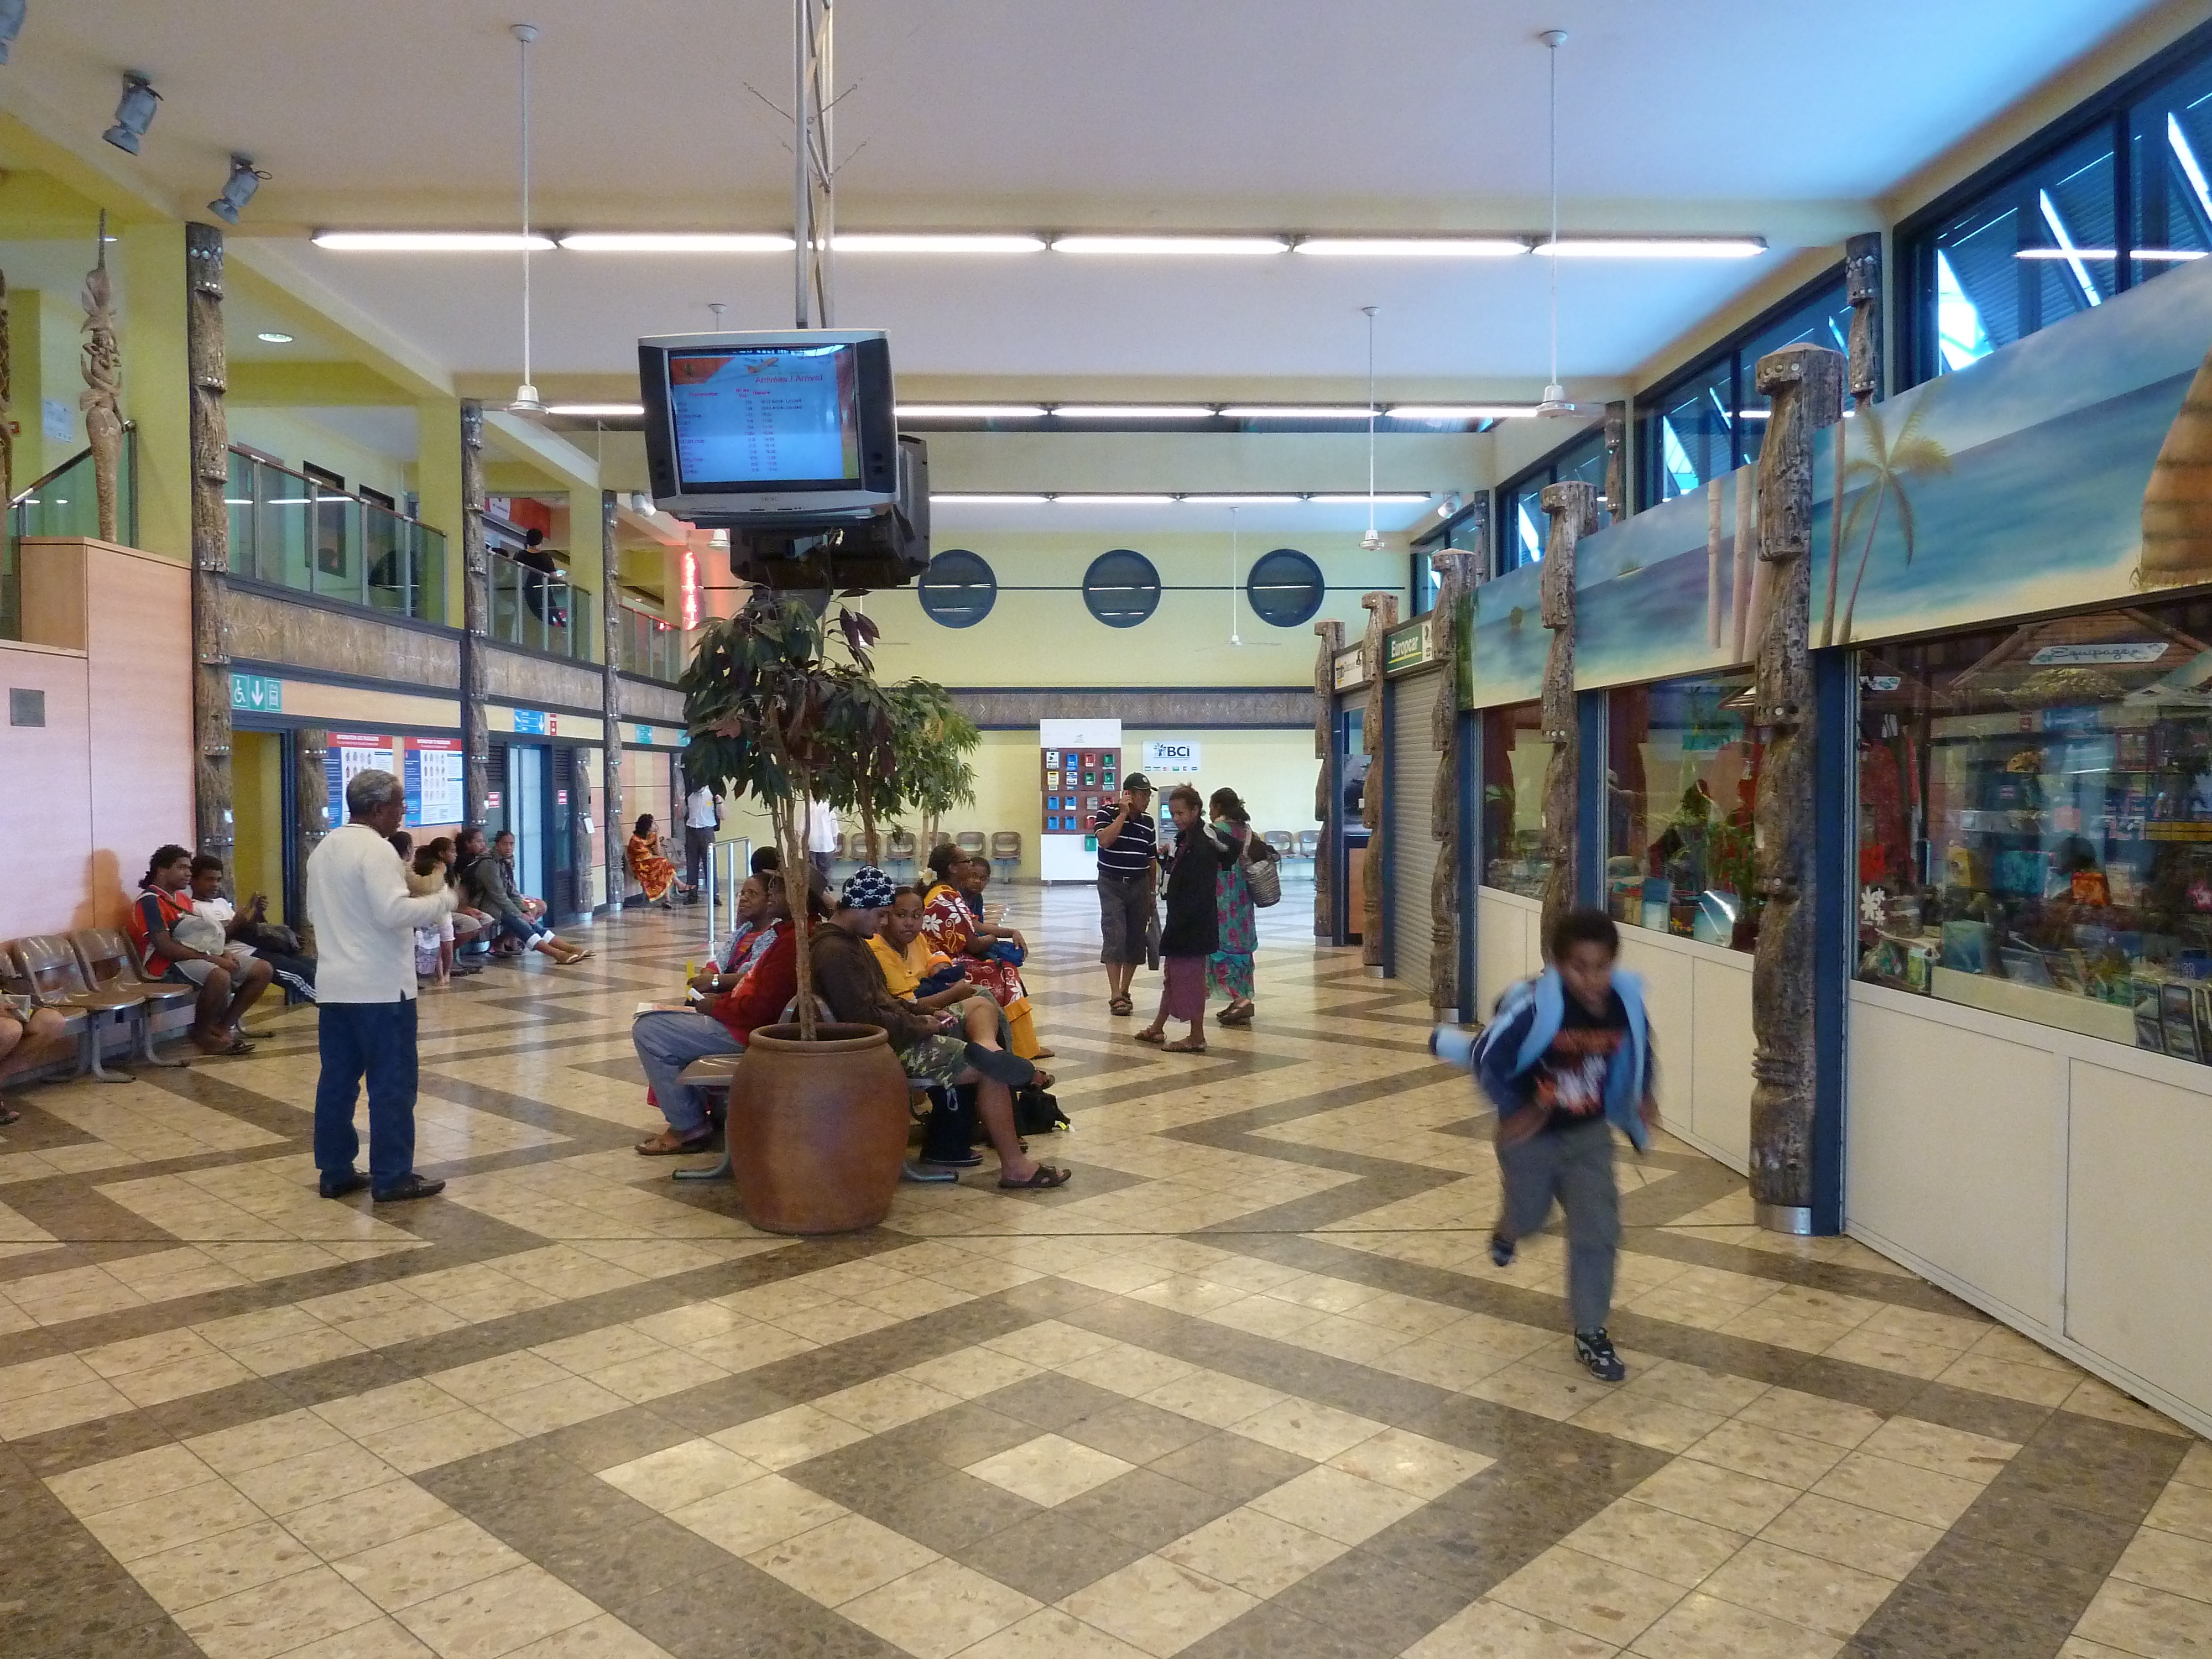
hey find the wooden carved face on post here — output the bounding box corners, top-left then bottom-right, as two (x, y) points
(81, 217), (125, 544)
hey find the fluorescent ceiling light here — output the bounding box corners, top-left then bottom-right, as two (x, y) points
(312, 230), (555, 251)
(1307, 493), (1433, 505)
(2016, 246), (2205, 261)
(1050, 405), (1218, 420)
(1050, 235), (1288, 256)
(1053, 494), (1179, 505)
(1187, 494), (1303, 505)
(896, 404), (1047, 419)
(548, 403), (645, 418)
(1532, 237), (1766, 259)
(834, 233), (1046, 253)
(559, 232), (792, 252)
(932, 493), (1048, 504)
(1295, 237), (1528, 257)
(1387, 404), (1541, 420)
(255, 331), (294, 344)
(1217, 406), (1380, 419)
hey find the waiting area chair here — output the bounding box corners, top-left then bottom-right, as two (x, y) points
(886, 828), (918, 884)
(954, 831), (987, 867)
(1296, 830), (1320, 862)
(9, 935), (145, 1081)
(1264, 830), (1295, 862)
(991, 831), (1021, 884)
(74, 929), (195, 1067)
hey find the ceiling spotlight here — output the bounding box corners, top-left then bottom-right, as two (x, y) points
(255, 331), (293, 344)
(207, 154), (269, 225)
(103, 71), (161, 154)
(0, 0), (25, 65)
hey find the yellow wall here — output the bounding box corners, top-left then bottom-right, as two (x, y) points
(228, 408), (411, 503)
(231, 730), (287, 923)
(117, 223), (188, 560)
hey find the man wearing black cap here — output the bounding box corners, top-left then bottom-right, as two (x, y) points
(1093, 774), (1158, 1016)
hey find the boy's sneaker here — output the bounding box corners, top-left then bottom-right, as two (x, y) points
(1489, 1232), (1516, 1268)
(1574, 1328), (1626, 1382)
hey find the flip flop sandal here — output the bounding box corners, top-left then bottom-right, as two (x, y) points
(635, 1130), (714, 1156)
(1029, 1071), (1057, 1091)
(1108, 998), (1133, 1016)
(997, 1165), (1071, 1190)
(196, 1036), (255, 1056)
(0, 1103), (20, 1126)
(963, 1042), (1036, 1088)
(1162, 1039), (1208, 1054)
(1133, 1029), (1166, 1045)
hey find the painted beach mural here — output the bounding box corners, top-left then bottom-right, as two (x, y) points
(1471, 245), (2212, 711)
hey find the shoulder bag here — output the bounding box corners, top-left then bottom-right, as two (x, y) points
(1241, 833), (1282, 909)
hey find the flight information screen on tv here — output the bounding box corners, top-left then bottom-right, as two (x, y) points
(666, 343), (861, 488)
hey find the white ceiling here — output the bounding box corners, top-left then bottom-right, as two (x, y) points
(0, 0), (2163, 393)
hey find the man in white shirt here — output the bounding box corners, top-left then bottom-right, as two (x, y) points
(306, 769), (454, 1203)
(683, 774), (721, 902)
(807, 798), (839, 879)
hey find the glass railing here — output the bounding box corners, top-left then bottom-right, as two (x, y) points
(226, 448), (447, 625)
(4, 432), (139, 639)
(489, 546), (596, 661)
(617, 603), (688, 681)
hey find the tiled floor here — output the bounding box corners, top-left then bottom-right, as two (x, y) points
(2, 880), (2206, 1659)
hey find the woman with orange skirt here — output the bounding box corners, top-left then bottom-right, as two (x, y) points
(920, 844), (1050, 1060)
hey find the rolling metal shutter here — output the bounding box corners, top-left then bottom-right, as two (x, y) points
(1389, 666), (1448, 998)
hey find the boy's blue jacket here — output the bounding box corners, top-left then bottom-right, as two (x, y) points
(1473, 967), (1653, 1151)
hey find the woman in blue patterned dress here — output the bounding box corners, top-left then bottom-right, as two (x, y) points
(1207, 788), (1258, 1025)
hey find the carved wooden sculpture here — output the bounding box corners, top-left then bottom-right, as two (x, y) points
(1603, 400), (1629, 523)
(1748, 343), (1844, 1232)
(602, 490), (627, 914)
(294, 728), (330, 951)
(1845, 233), (1884, 409)
(186, 224), (236, 873)
(1358, 592), (1397, 968)
(1427, 549), (1484, 1009)
(81, 213), (124, 544)
(0, 270), (13, 513)
(460, 401), (491, 824)
(1536, 480), (1594, 956)
(1311, 617), (1344, 939)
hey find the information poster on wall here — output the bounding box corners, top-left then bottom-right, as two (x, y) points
(406, 738), (465, 826)
(1039, 717), (1121, 881)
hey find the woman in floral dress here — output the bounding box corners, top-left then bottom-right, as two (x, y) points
(1206, 788), (1258, 1025)
(920, 844), (1049, 1059)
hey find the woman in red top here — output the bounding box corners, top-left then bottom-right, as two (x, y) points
(629, 880), (819, 1155)
(125, 844), (272, 1055)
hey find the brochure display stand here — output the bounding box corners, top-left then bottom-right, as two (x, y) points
(1038, 718), (1121, 881)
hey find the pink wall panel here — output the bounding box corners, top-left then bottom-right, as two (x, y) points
(0, 644), (97, 938)
(85, 547), (195, 931)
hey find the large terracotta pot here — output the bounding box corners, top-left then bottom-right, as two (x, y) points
(728, 1023), (910, 1234)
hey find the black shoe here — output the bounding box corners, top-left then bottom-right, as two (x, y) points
(1574, 1328), (1626, 1383)
(319, 1170), (369, 1199)
(373, 1173), (446, 1203)
(1489, 1232), (1516, 1268)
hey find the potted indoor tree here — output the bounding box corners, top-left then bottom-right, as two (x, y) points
(680, 592), (909, 1233)
(836, 681), (980, 864)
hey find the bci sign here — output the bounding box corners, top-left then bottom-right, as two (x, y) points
(1141, 740), (1201, 774)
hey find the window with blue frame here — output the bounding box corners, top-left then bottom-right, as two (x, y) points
(1494, 425), (1609, 574)
(1409, 498), (1486, 611)
(1633, 270), (1850, 511)
(1902, 21), (2212, 385)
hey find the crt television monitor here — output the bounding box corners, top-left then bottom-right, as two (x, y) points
(638, 329), (898, 521)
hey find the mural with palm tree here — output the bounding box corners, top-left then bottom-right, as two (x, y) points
(1820, 399), (1954, 647)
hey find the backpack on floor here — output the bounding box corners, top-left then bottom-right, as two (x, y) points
(1014, 1084), (1070, 1136)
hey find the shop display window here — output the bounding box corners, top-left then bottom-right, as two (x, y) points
(1856, 596), (2212, 1061)
(1605, 672), (1762, 951)
(1481, 701), (1551, 899)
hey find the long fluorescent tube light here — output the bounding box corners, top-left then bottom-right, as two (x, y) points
(1050, 235), (1288, 256)
(1050, 405), (1218, 420)
(1387, 404), (1541, 420)
(835, 233), (1046, 253)
(1217, 406), (1380, 419)
(1186, 494), (1303, 505)
(932, 493), (1048, 504)
(559, 232), (792, 252)
(1053, 494), (1179, 505)
(547, 403), (645, 418)
(2016, 247), (2205, 261)
(1307, 493), (1433, 505)
(896, 404), (1048, 419)
(313, 231), (554, 251)
(1295, 237), (1528, 257)
(1532, 237), (1766, 259)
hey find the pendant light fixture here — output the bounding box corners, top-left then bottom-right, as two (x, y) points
(1537, 28), (1578, 419)
(1360, 305), (1385, 551)
(507, 23), (546, 415)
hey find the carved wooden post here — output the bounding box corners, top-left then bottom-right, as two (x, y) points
(1603, 400), (1629, 523)
(294, 727), (330, 949)
(1845, 233), (1883, 409)
(186, 225), (236, 876)
(1428, 549), (1483, 1010)
(81, 213), (124, 545)
(0, 270), (13, 514)
(1536, 481), (1594, 956)
(602, 490), (626, 915)
(1749, 343), (1845, 1234)
(460, 401), (491, 826)
(1358, 592), (1397, 968)
(1311, 617), (1344, 940)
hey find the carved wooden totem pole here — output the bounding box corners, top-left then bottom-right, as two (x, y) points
(1536, 479), (1595, 957)
(1358, 592), (1397, 967)
(1427, 547), (1483, 1011)
(294, 728), (330, 947)
(602, 491), (627, 914)
(1748, 343), (1844, 1233)
(1602, 401), (1629, 523)
(186, 224), (236, 874)
(1845, 233), (1884, 409)
(81, 213), (124, 545)
(460, 401), (491, 826)
(0, 270), (13, 513)
(1311, 617), (1344, 939)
